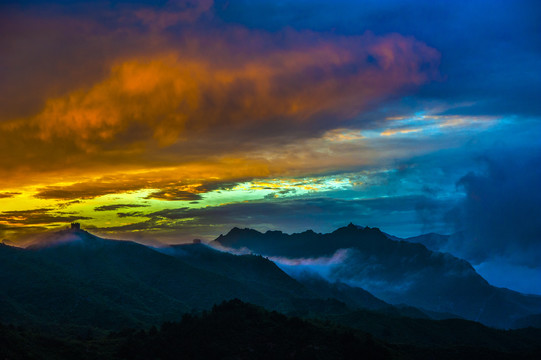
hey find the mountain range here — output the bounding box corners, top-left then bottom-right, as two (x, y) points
(0, 227), (423, 333)
(212, 223), (541, 328)
(1, 224), (541, 357)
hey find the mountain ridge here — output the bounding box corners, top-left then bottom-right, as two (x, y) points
(3, 225), (541, 331)
(0, 228), (401, 333)
(212, 224), (541, 328)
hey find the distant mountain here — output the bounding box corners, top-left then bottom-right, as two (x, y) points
(403, 232), (451, 252)
(213, 224), (541, 328)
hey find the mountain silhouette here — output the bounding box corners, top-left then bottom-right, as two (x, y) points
(0, 229), (303, 331)
(3, 227), (541, 358)
(0, 228), (398, 332)
(3, 226), (541, 334)
(213, 224), (541, 328)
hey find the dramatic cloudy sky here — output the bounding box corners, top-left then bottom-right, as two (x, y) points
(1, 0), (540, 293)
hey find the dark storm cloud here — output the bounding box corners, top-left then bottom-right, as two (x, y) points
(145, 189), (202, 201)
(148, 196), (424, 224)
(94, 204), (150, 211)
(56, 200), (82, 209)
(0, 208), (92, 225)
(0, 223), (22, 230)
(144, 179), (242, 201)
(445, 150), (541, 267)
(0, 192), (20, 199)
(34, 186), (123, 200)
(34, 176), (244, 201)
(117, 211), (146, 218)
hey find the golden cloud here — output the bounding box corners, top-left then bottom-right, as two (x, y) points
(31, 158), (271, 200)
(0, 5), (440, 227)
(1, 31), (438, 169)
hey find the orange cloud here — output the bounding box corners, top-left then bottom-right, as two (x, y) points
(10, 32), (438, 152)
(0, 208), (91, 226)
(31, 158), (272, 200)
(0, 3), (441, 236)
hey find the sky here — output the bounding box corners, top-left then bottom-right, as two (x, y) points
(1, 0), (540, 293)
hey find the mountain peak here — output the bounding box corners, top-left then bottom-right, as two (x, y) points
(227, 226), (244, 233)
(346, 222), (365, 230)
(225, 227), (262, 237)
(26, 228), (104, 249)
(337, 223), (381, 235)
